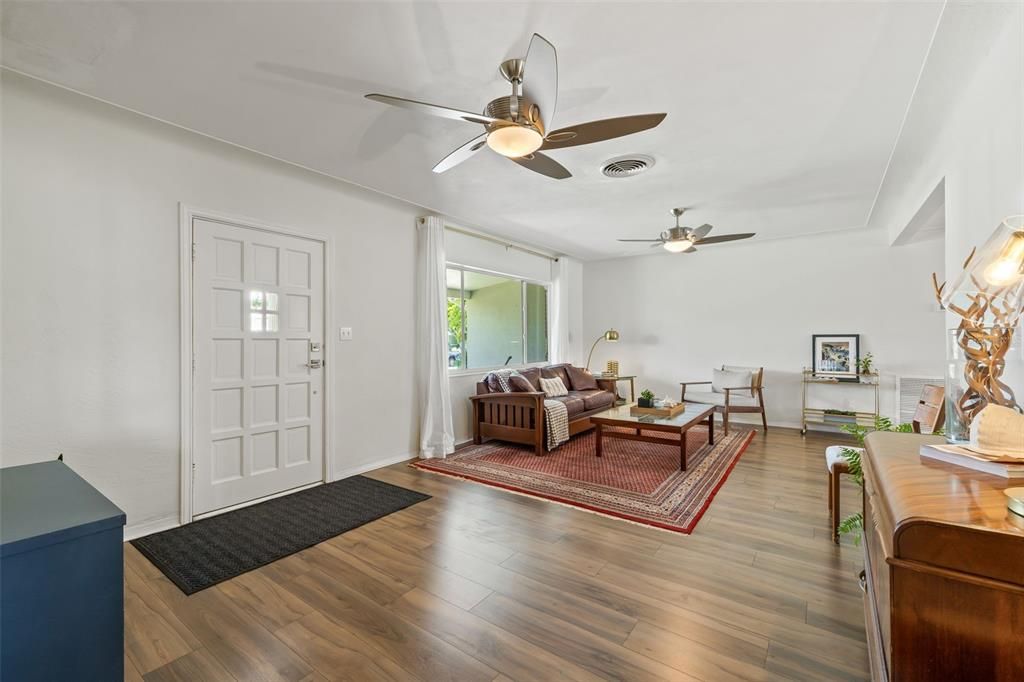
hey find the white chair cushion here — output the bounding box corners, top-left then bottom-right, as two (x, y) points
(712, 368), (753, 394)
(825, 445), (864, 472)
(685, 390), (758, 407)
(723, 365), (760, 396)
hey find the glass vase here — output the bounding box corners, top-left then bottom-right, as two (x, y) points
(945, 326), (1024, 443)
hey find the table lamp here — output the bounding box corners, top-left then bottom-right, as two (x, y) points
(935, 215), (1024, 442)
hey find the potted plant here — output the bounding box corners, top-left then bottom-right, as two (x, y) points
(857, 352), (874, 375)
(638, 389), (655, 408)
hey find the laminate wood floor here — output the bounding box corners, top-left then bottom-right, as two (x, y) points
(124, 426), (868, 681)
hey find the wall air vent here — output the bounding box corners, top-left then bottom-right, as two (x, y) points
(601, 155), (655, 178)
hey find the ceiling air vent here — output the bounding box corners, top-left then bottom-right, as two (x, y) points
(601, 155), (655, 178)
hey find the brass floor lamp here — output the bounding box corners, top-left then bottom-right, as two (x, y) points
(586, 329), (619, 370)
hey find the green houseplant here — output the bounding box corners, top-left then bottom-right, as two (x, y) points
(857, 352), (874, 375)
(837, 416), (940, 542)
(638, 389), (655, 408)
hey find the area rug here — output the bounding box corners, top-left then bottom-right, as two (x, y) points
(412, 425), (753, 534)
(131, 476), (429, 594)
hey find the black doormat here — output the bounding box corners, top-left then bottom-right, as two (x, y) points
(131, 476), (429, 595)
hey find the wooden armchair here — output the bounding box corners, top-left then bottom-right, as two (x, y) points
(680, 365), (767, 435)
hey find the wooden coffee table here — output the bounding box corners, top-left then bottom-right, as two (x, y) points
(591, 403), (716, 471)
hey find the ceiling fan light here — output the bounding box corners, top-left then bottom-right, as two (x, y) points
(663, 239), (693, 253)
(486, 125), (543, 158)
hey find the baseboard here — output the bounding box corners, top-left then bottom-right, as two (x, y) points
(123, 515), (179, 542)
(332, 451), (416, 481)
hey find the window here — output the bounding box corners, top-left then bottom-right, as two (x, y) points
(446, 266), (549, 371)
(249, 290), (279, 332)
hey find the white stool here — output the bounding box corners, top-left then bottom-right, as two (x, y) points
(826, 445), (864, 543)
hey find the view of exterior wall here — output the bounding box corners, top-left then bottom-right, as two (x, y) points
(526, 283), (548, 363)
(465, 279), (522, 368)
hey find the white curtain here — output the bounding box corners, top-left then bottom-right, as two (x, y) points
(416, 216), (455, 458)
(550, 256), (573, 364)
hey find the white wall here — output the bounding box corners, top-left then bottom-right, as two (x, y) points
(1, 73), (423, 534)
(582, 229), (945, 429)
(869, 4), (1024, 277)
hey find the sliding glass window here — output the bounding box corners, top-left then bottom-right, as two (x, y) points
(446, 266), (549, 371)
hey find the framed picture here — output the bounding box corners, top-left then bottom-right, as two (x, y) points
(812, 334), (860, 379)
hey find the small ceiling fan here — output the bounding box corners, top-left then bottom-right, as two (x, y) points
(365, 34), (666, 180)
(618, 208), (756, 253)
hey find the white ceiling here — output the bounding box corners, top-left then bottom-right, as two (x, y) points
(1, 1), (944, 259)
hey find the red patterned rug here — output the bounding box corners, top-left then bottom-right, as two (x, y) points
(411, 425), (754, 534)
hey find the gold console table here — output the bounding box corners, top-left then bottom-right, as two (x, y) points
(800, 369), (879, 435)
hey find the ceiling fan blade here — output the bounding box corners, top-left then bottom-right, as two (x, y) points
(509, 152), (571, 180)
(617, 239), (663, 242)
(365, 94), (499, 126)
(522, 33), (558, 132)
(695, 233), (756, 245)
(541, 113), (667, 150)
(432, 133), (488, 173)
(690, 223), (714, 240)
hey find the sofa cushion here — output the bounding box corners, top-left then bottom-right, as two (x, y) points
(551, 394), (585, 417)
(577, 389), (615, 411)
(566, 365), (599, 391)
(519, 367), (542, 390)
(542, 365), (571, 389)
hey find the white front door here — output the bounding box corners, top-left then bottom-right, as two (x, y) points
(192, 218), (325, 516)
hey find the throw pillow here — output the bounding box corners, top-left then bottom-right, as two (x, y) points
(519, 367), (542, 390)
(539, 376), (569, 397)
(712, 368), (752, 394)
(566, 365), (599, 391)
(509, 374), (535, 392)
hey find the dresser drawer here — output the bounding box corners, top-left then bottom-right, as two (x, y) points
(863, 488), (891, 678)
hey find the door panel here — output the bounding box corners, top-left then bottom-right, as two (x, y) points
(193, 219), (325, 516)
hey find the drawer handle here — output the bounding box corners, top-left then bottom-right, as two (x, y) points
(858, 569), (867, 593)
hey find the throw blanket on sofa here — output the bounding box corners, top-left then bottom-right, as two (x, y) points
(488, 370), (570, 451)
(542, 399), (570, 451)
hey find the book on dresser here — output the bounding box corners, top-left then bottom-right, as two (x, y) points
(920, 443), (1024, 479)
(863, 432), (1024, 682)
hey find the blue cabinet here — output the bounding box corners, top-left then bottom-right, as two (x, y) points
(1, 460), (126, 681)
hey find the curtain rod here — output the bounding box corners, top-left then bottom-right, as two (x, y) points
(419, 218), (559, 262)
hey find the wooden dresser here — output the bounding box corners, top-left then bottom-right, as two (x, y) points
(863, 432), (1024, 681)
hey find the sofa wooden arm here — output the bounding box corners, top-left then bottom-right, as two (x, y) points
(470, 391), (545, 402)
(471, 390), (546, 454)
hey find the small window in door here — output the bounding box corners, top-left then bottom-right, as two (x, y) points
(249, 291), (279, 332)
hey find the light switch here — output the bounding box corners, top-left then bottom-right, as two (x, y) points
(338, 327), (353, 341)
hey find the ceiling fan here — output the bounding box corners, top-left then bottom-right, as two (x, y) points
(618, 208), (756, 253)
(364, 34), (666, 180)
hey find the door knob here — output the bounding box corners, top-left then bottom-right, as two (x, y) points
(307, 359), (323, 369)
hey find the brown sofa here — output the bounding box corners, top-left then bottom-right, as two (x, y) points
(470, 363), (618, 455)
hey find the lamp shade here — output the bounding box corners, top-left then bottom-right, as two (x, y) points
(943, 216), (1024, 326)
(604, 329), (620, 342)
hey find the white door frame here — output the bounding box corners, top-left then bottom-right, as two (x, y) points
(179, 204), (334, 524)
